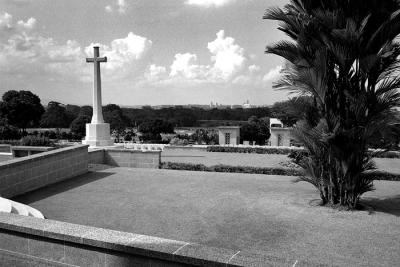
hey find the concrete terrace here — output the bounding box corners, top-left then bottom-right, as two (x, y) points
(14, 166), (400, 267)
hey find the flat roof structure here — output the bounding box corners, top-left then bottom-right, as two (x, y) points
(14, 166), (400, 267)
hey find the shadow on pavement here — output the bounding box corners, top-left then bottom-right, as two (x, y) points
(13, 171), (115, 204)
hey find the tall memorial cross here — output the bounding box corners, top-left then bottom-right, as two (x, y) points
(86, 46), (107, 124)
(82, 46), (113, 147)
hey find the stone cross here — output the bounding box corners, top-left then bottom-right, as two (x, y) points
(86, 46), (107, 124)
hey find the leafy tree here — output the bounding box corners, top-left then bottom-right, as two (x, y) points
(368, 123), (400, 150)
(0, 118), (21, 140)
(191, 129), (219, 145)
(70, 115), (91, 138)
(270, 97), (315, 126)
(265, 0), (400, 208)
(40, 101), (69, 128)
(241, 116), (271, 145)
(103, 104), (130, 141)
(65, 104), (81, 125)
(79, 106), (93, 118)
(0, 90), (44, 130)
(139, 119), (174, 135)
(103, 104), (129, 131)
(138, 119), (174, 142)
(121, 106), (272, 127)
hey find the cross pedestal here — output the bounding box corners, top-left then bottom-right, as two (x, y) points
(82, 46), (114, 147)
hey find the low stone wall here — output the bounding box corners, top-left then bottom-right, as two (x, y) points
(11, 146), (55, 158)
(0, 212), (316, 267)
(0, 145), (88, 198)
(0, 153), (12, 162)
(105, 149), (161, 168)
(88, 148), (161, 169)
(0, 145), (11, 153)
(88, 149), (105, 164)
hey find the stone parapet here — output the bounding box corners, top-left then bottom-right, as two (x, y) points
(0, 213), (322, 267)
(88, 148), (161, 169)
(0, 145), (89, 198)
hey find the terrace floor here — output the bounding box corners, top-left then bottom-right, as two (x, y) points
(15, 166), (400, 267)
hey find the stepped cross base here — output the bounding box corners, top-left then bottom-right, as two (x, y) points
(82, 123), (114, 147)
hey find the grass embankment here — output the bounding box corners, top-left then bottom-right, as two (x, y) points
(161, 162), (400, 181)
(207, 146), (400, 158)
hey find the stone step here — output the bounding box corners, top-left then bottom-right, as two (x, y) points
(0, 197), (12, 213)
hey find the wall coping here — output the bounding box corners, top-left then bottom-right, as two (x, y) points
(89, 148), (161, 154)
(0, 145), (88, 170)
(0, 212), (321, 267)
(11, 146), (55, 151)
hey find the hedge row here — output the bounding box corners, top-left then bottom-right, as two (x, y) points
(161, 162), (303, 176)
(160, 162), (400, 181)
(370, 150), (400, 159)
(207, 146), (302, 155)
(206, 145), (400, 158)
(363, 171), (400, 181)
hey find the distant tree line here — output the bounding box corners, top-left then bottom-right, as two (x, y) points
(0, 90), (398, 148)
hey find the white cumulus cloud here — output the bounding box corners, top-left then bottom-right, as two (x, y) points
(185, 0), (236, 8)
(117, 0), (127, 13)
(85, 32), (152, 79)
(0, 12), (84, 78)
(145, 64), (168, 82)
(207, 30), (246, 81)
(105, 0), (127, 14)
(105, 5), (113, 13)
(0, 12), (152, 82)
(263, 65), (282, 82)
(169, 53), (209, 80)
(143, 29), (256, 86)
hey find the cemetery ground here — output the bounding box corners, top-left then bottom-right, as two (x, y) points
(15, 166), (400, 267)
(162, 148), (400, 174)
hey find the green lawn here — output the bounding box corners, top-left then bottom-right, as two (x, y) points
(162, 149), (291, 168)
(15, 167), (400, 267)
(162, 148), (400, 174)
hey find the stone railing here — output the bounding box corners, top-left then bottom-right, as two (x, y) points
(0, 212), (319, 267)
(0, 145), (88, 198)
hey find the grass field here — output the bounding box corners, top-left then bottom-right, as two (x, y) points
(15, 167), (400, 267)
(162, 148), (400, 174)
(162, 149), (291, 168)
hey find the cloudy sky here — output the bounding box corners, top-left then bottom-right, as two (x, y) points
(0, 0), (288, 106)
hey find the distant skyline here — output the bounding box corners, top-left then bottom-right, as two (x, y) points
(0, 0), (289, 106)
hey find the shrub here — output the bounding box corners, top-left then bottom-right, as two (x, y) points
(207, 146), (303, 155)
(0, 123), (21, 140)
(160, 162), (400, 181)
(161, 162), (303, 176)
(170, 138), (189, 146)
(288, 150), (309, 165)
(207, 145), (400, 159)
(20, 136), (54, 146)
(370, 150), (400, 159)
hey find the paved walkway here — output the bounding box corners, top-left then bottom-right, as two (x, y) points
(15, 167), (400, 266)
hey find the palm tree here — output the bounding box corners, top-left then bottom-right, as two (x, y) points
(264, 0), (400, 208)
